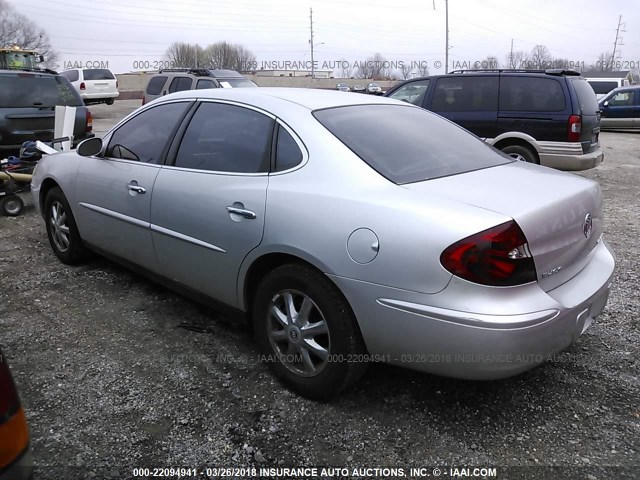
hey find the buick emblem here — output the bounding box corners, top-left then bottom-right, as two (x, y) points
(583, 213), (593, 239)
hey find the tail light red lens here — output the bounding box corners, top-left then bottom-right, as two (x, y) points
(440, 221), (537, 287)
(85, 109), (93, 132)
(80, 82), (86, 90)
(568, 114), (581, 142)
(141, 96), (146, 106)
(0, 351), (20, 419)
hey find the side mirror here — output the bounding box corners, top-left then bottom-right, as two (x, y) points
(38, 55), (44, 63)
(603, 100), (609, 107)
(77, 137), (103, 157)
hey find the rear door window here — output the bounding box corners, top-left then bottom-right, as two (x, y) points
(274, 126), (303, 172)
(196, 79), (216, 89)
(60, 70), (79, 82)
(607, 91), (635, 106)
(499, 77), (566, 112)
(146, 76), (167, 95)
(168, 76), (193, 93)
(431, 76), (498, 112)
(0, 75), (83, 107)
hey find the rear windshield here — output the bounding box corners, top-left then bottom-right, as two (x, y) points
(83, 69), (115, 80)
(0, 74), (83, 107)
(587, 81), (618, 95)
(313, 104), (511, 184)
(218, 78), (258, 88)
(571, 78), (599, 115)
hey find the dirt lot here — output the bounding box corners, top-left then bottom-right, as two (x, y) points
(1, 129), (639, 480)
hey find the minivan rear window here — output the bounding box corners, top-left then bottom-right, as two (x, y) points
(83, 69), (115, 80)
(0, 75), (83, 107)
(571, 78), (599, 115)
(499, 76), (566, 112)
(314, 105), (511, 185)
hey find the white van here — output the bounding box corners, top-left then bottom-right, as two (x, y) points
(586, 77), (630, 101)
(59, 68), (119, 105)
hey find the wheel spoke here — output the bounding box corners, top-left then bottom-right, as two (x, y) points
(59, 212), (67, 225)
(301, 320), (327, 338)
(298, 296), (314, 324)
(286, 342), (298, 356)
(270, 304), (288, 328)
(270, 329), (288, 342)
(59, 225), (70, 234)
(282, 291), (296, 324)
(299, 348), (316, 374)
(51, 205), (58, 222)
(303, 339), (328, 360)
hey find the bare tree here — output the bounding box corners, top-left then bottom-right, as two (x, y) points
(399, 61), (414, 80)
(506, 50), (529, 69)
(416, 62), (429, 77)
(529, 44), (552, 69)
(0, 0), (58, 68)
(355, 52), (389, 79)
(338, 58), (353, 78)
(201, 41), (256, 72)
(164, 42), (205, 68)
(473, 55), (499, 69)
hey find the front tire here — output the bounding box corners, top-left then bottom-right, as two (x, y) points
(252, 263), (368, 400)
(44, 187), (89, 264)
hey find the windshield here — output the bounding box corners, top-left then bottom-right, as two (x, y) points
(314, 104), (511, 184)
(0, 74), (83, 107)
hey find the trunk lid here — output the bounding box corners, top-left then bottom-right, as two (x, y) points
(406, 161), (603, 291)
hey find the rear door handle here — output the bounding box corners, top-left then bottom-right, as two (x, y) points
(226, 206), (256, 219)
(127, 184), (146, 194)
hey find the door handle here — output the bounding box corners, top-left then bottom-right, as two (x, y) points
(127, 184), (146, 194)
(226, 206), (256, 219)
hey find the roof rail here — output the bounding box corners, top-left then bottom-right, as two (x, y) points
(449, 68), (581, 76)
(158, 68), (211, 76)
(3, 66), (58, 74)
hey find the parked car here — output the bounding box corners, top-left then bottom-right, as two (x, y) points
(385, 69), (603, 171)
(0, 347), (32, 479)
(59, 68), (120, 105)
(586, 77), (629, 101)
(598, 85), (639, 130)
(0, 69), (93, 153)
(352, 85), (366, 94)
(366, 82), (382, 94)
(142, 68), (257, 105)
(31, 89), (615, 400)
(336, 82), (350, 92)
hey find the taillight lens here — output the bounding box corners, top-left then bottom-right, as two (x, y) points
(141, 96), (146, 106)
(0, 351), (20, 418)
(440, 221), (537, 287)
(85, 109), (93, 132)
(80, 82), (86, 90)
(568, 114), (581, 142)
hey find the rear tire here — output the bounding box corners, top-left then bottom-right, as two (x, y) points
(105, 98), (115, 105)
(501, 144), (539, 164)
(44, 187), (90, 264)
(252, 263), (368, 400)
(0, 195), (24, 216)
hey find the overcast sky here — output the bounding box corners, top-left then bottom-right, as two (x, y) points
(9, 0), (640, 74)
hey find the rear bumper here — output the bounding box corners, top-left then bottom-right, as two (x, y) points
(538, 142), (604, 171)
(80, 91), (119, 100)
(329, 240), (615, 380)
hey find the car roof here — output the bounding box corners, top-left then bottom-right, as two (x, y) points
(154, 87), (398, 111)
(0, 68), (57, 77)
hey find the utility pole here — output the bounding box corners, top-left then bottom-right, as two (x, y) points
(309, 8), (315, 80)
(444, 0), (449, 73)
(509, 39), (514, 68)
(610, 15), (624, 70)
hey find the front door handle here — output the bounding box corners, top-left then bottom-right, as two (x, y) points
(127, 184), (146, 194)
(226, 206), (256, 219)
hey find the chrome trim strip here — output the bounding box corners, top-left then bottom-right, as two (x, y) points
(150, 224), (227, 253)
(376, 298), (559, 329)
(78, 202), (150, 228)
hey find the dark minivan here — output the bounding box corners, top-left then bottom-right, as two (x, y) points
(0, 69), (93, 152)
(385, 70), (603, 171)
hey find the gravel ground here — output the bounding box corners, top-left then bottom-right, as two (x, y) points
(1, 131), (638, 480)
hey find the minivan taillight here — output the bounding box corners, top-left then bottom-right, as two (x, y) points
(85, 109), (93, 132)
(141, 96), (146, 106)
(80, 82), (86, 90)
(568, 114), (581, 142)
(440, 221), (537, 287)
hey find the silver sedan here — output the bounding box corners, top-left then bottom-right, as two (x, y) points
(31, 88), (615, 400)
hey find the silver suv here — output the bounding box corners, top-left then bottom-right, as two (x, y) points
(142, 68), (257, 105)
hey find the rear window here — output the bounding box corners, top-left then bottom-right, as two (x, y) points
(146, 76), (167, 95)
(0, 74), (83, 108)
(313, 105), (511, 184)
(499, 76), (566, 112)
(60, 70), (79, 82)
(587, 81), (619, 95)
(83, 69), (115, 80)
(571, 78), (599, 115)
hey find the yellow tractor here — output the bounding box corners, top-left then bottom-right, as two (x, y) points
(0, 46), (43, 70)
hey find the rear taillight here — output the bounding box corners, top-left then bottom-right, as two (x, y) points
(80, 82), (86, 90)
(141, 96), (146, 106)
(85, 109), (93, 132)
(0, 352), (19, 417)
(568, 114), (581, 142)
(440, 221), (537, 287)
